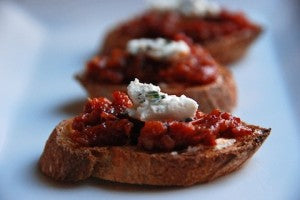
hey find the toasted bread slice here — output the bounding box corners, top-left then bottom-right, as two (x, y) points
(76, 66), (236, 113)
(203, 29), (262, 65)
(101, 26), (262, 65)
(39, 119), (270, 186)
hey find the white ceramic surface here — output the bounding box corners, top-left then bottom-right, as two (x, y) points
(0, 1), (299, 199)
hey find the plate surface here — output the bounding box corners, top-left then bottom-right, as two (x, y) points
(0, 1), (299, 200)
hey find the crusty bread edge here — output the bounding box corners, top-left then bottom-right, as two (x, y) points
(39, 119), (270, 186)
(75, 66), (237, 113)
(203, 28), (262, 65)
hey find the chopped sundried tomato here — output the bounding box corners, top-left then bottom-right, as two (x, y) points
(84, 97), (112, 113)
(137, 109), (253, 151)
(85, 40), (219, 85)
(72, 93), (134, 147)
(138, 121), (169, 151)
(112, 91), (133, 108)
(71, 93), (253, 151)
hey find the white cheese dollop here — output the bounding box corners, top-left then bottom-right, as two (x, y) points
(127, 38), (190, 59)
(149, 0), (221, 17)
(214, 138), (236, 150)
(127, 79), (198, 121)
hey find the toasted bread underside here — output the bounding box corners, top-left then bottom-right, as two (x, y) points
(76, 66), (237, 113)
(39, 119), (270, 186)
(101, 27), (262, 65)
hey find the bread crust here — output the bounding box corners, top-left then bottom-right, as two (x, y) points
(203, 29), (262, 65)
(100, 25), (262, 65)
(39, 119), (270, 186)
(76, 66), (237, 113)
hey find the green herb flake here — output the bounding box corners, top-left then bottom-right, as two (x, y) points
(145, 91), (165, 103)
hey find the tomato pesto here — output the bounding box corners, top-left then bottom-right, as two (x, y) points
(71, 80), (253, 151)
(115, 10), (260, 45)
(83, 35), (218, 86)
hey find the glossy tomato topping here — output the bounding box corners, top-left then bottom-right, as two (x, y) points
(71, 91), (133, 146)
(138, 109), (252, 151)
(120, 10), (260, 44)
(84, 35), (218, 86)
(71, 92), (253, 151)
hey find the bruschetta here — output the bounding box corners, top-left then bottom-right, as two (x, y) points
(39, 79), (270, 186)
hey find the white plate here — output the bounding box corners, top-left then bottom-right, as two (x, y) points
(0, 1), (299, 200)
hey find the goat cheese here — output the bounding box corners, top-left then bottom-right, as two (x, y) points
(127, 79), (198, 121)
(127, 38), (190, 59)
(214, 138), (236, 150)
(149, 0), (221, 17)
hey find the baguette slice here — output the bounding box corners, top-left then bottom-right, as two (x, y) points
(101, 26), (262, 65)
(39, 119), (270, 186)
(202, 29), (262, 65)
(76, 66), (236, 113)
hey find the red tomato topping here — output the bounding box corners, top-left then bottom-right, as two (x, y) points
(84, 97), (112, 113)
(71, 92), (133, 147)
(112, 91), (133, 108)
(84, 41), (218, 86)
(137, 109), (252, 151)
(119, 10), (259, 44)
(71, 92), (253, 151)
(138, 121), (171, 151)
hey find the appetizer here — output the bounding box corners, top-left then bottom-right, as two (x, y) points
(39, 79), (270, 186)
(77, 37), (236, 113)
(101, 0), (262, 65)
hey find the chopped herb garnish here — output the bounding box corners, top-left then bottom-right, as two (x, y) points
(145, 91), (166, 103)
(146, 91), (160, 98)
